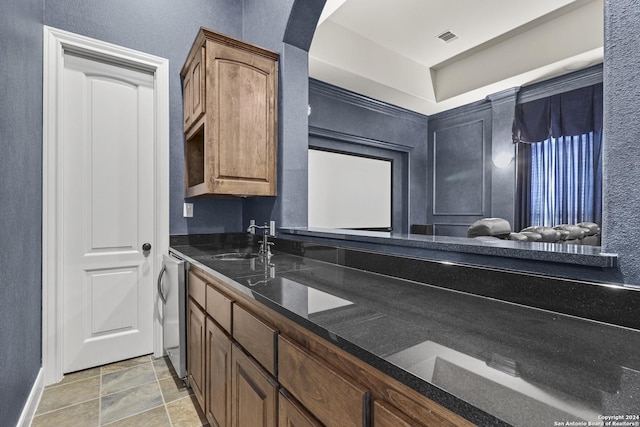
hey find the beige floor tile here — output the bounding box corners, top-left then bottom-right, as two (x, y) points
(102, 405), (171, 427)
(159, 375), (192, 404)
(166, 395), (208, 427)
(152, 356), (174, 380)
(101, 382), (164, 425)
(36, 376), (101, 415)
(101, 355), (152, 375)
(47, 367), (101, 387)
(101, 362), (156, 395)
(31, 399), (99, 427)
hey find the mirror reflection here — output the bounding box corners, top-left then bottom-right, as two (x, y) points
(308, 0), (604, 247)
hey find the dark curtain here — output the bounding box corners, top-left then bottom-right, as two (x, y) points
(513, 83), (603, 143)
(513, 83), (603, 230)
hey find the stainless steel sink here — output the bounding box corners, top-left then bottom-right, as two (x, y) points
(212, 252), (260, 261)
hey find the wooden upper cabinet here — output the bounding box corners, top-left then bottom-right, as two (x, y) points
(181, 28), (278, 198)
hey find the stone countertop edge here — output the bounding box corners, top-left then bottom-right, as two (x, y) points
(171, 247), (509, 426)
(279, 227), (617, 268)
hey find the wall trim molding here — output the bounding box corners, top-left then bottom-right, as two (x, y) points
(428, 99), (491, 123)
(308, 125), (411, 233)
(487, 87), (519, 105)
(42, 26), (169, 385)
(517, 63), (603, 104)
(431, 118), (489, 217)
(17, 368), (44, 427)
(309, 126), (414, 153)
(433, 223), (472, 234)
(309, 78), (429, 125)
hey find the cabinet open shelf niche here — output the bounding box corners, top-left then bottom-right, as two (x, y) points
(185, 124), (205, 190)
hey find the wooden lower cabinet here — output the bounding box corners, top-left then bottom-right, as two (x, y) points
(278, 335), (368, 427)
(187, 266), (473, 427)
(231, 344), (277, 427)
(373, 399), (425, 427)
(188, 298), (206, 410)
(206, 317), (231, 427)
(278, 390), (322, 427)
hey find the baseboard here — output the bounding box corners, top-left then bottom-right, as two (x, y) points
(16, 367), (44, 427)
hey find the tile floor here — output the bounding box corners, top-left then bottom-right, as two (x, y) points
(32, 355), (208, 427)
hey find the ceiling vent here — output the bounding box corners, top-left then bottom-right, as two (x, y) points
(437, 30), (459, 43)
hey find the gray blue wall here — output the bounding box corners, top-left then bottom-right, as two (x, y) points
(45, 0), (245, 236)
(2, 1), (640, 423)
(427, 102), (493, 237)
(0, 1), (320, 423)
(603, 0), (640, 286)
(425, 66), (602, 238)
(307, 79), (429, 233)
(0, 0), (44, 424)
(242, 0), (325, 230)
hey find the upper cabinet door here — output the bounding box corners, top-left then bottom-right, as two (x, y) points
(183, 47), (205, 133)
(210, 41), (277, 196)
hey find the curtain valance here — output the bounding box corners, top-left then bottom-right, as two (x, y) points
(512, 83), (603, 144)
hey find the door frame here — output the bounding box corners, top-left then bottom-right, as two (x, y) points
(42, 26), (169, 385)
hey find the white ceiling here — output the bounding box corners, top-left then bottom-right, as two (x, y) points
(309, 0), (603, 115)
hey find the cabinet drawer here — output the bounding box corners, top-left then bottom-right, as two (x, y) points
(206, 284), (232, 334)
(232, 304), (277, 375)
(373, 400), (421, 427)
(278, 336), (369, 427)
(188, 270), (206, 308)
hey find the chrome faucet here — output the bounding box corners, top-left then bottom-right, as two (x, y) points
(247, 223), (274, 258)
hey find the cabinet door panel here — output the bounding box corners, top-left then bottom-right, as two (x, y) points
(190, 47), (205, 126)
(279, 390), (322, 427)
(209, 41), (277, 195)
(183, 72), (192, 130)
(231, 344), (277, 427)
(183, 46), (205, 132)
(217, 60), (269, 180)
(278, 335), (368, 427)
(206, 317), (231, 427)
(188, 298), (206, 410)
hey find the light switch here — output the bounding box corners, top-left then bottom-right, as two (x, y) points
(183, 203), (193, 218)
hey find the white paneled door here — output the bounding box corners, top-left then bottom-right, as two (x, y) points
(61, 52), (155, 373)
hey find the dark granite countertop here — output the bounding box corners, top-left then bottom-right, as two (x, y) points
(170, 240), (640, 427)
(280, 227), (618, 268)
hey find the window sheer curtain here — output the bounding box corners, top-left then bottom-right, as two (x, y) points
(513, 83), (603, 230)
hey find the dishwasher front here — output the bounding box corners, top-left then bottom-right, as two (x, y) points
(158, 252), (187, 379)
